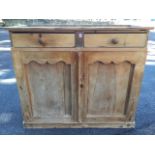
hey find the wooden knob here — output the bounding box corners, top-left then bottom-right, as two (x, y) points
(38, 38), (45, 46)
(80, 84), (84, 88)
(111, 38), (119, 45)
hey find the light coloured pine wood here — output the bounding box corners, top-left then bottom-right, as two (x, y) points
(12, 33), (75, 47)
(125, 53), (147, 122)
(13, 51), (78, 123)
(12, 47), (147, 52)
(78, 52), (84, 122)
(7, 25), (153, 33)
(114, 62), (131, 114)
(12, 50), (33, 121)
(28, 62), (71, 120)
(84, 33), (147, 47)
(82, 51), (146, 123)
(86, 62), (116, 115)
(10, 26), (151, 128)
(24, 121), (135, 128)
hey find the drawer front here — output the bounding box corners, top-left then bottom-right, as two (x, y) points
(12, 33), (75, 47)
(84, 33), (147, 47)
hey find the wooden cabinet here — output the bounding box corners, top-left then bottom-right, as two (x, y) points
(8, 26), (152, 128)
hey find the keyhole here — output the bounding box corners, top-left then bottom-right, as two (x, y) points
(80, 84), (84, 88)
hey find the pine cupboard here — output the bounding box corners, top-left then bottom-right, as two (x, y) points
(8, 26), (152, 128)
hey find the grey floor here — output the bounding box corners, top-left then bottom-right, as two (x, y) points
(0, 29), (155, 134)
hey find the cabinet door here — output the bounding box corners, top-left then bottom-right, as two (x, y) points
(13, 51), (77, 124)
(81, 51), (146, 123)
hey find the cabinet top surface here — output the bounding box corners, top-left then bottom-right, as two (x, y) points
(5, 25), (153, 32)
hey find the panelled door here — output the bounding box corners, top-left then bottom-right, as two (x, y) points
(81, 51), (146, 123)
(13, 51), (78, 123)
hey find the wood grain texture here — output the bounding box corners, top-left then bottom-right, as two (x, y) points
(13, 51), (77, 123)
(12, 33), (75, 47)
(86, 62), (130, 115)
(125, 53), (147, 121)
(12, 50), (33, 121)
(84, 34), (147, 47)
(11, 47), (147, 52)
(28, 62), (72, 120)
(82, 51), (146, 123)
(10, 27), (150, 128)
(24, 121), (135, 128)
(7, 26), (153, 33)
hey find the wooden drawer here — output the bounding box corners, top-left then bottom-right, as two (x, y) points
(84, 33), (147, 47)
(11, 33), (75, 47)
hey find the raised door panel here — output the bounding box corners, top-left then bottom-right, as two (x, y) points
(87, 62), (131, 115)
(82, 51), (146, 123)
(13, 51), (77, 123)
(28, 62), (71, 120)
